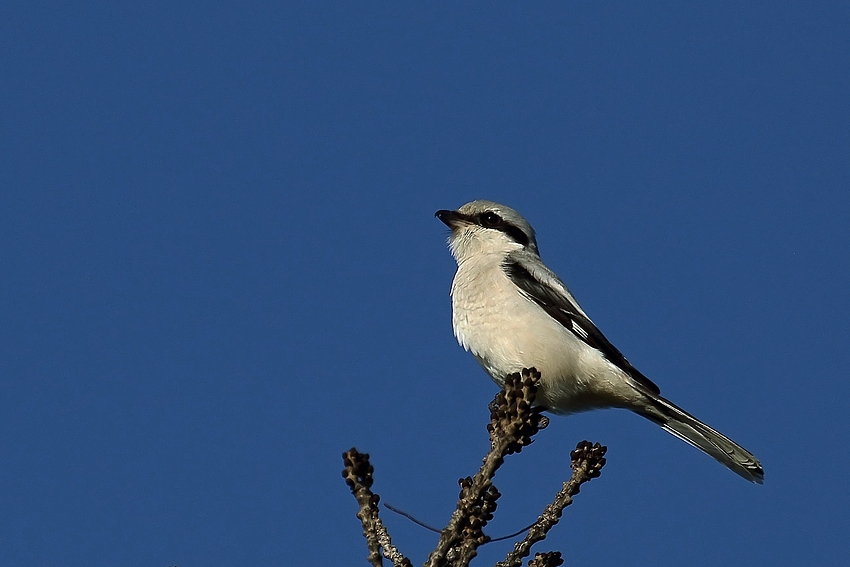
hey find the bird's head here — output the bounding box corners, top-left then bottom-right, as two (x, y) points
(435, 200), (539, 262)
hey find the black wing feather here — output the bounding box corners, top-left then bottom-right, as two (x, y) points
(503, 260), (661, 395)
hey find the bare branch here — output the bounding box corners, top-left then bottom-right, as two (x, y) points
(342, 368), (607, 567)
(425, 368), (548, 567)
(342, 448), (412, 567)
(448, 482), (500, 567)
(375, 521), (410, 567)
(495, 441), (607, 567)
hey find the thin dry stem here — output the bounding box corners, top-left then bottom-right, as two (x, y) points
(495, 442), (607, 567)
(342, 448), (412, 567)
(342, 368), (607, 567)
(425, 368), (547, 567)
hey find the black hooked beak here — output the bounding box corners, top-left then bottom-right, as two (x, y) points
(435, 209), (469, 229)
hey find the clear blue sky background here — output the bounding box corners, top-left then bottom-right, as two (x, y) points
(1, 2), (848, 565)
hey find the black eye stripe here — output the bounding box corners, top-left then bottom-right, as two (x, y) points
(499, 224), (530, 247)
(475, 211), (529, 247)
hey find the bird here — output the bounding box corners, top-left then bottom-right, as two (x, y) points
(435, 199), (764, 483)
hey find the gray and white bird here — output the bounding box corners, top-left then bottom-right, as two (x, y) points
(436, 200), (763, 483)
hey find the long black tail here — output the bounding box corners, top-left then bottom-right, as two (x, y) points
(640, 395), (764, 483)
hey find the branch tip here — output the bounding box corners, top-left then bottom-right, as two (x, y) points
(488, 368), (547, 455)
(344, 369), (608, 567)
(570, 441), (608, 480)
(528, 551), (565, 567)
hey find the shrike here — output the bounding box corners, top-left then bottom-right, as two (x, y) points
(436, 200), (763, 483)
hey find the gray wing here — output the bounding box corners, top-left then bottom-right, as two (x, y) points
(503, 252), (660, 395)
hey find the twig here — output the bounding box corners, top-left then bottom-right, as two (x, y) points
(342, 448), (412, 567)
(383, 503), (442, 534)
(342, 368), (607, 567)
(383, 502), (535, 543)
(495, 441), (607, 567)
(425, 368), (548, 567)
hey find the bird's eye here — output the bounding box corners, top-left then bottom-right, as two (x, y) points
(480, 211), (501, 226)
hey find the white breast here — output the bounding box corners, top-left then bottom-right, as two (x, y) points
(450, 254), (640, 414)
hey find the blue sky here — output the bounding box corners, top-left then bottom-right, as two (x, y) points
(1, 2), (848, 565)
